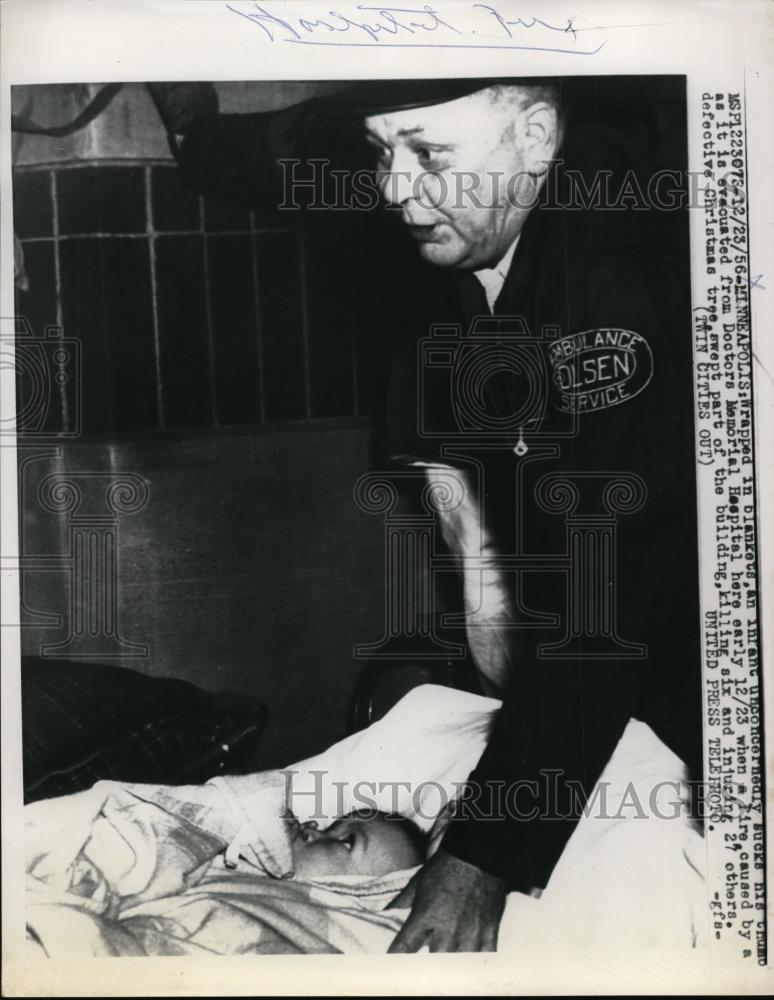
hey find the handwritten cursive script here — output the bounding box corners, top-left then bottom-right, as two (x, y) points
(225, 2), (606, 53)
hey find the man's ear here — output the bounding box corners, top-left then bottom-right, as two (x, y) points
(521, 102), (560, 175)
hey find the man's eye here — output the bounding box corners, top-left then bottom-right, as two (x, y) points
(415, 147), (447, 170)
(367, 142), (391, 167)
(341, 834), (355, 851)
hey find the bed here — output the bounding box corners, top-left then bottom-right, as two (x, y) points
(24, 683), (707, 956)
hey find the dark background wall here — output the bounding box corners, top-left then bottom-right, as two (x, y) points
(12, 83), (394, 768)
(15, 427), (384, 768)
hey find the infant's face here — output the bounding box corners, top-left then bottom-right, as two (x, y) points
(291, 813), (421, 879)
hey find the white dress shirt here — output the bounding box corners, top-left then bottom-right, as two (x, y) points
(472, 235), (521, 313)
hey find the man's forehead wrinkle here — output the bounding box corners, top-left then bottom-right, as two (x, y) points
(364, 118), (428, 140)
(364, 87), (520, 127)
(362, 122), (385, 141)
(365, 104), (459, 136)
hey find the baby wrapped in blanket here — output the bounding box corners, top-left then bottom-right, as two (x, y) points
(26, 786), (429, 957)
(111, 810), (427, 956)
(26, 685), (490, 957)
(25, 685), (706, 957)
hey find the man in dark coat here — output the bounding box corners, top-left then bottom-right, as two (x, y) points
(178, 77), (702, 952)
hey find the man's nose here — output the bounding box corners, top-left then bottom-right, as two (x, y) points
(380, 150), (423, 207)
(381, 170), (413, 207)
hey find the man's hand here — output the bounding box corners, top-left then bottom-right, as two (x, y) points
(387, 850), (507, 953)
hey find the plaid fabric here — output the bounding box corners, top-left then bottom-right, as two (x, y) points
(22, 658), (268, 803)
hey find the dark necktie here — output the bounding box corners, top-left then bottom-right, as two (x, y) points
(454, 272), (524, 444)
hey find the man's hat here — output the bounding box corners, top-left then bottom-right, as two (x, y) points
(267, 77), (561, 160)
(319, 78), (507, 117)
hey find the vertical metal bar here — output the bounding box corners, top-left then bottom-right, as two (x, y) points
(144, 166), (165, 430)
(351, 327), (359, 417)
(296, 222), (312, 419)
(200, 231), (219, 427)
(50, 169), (69, 432)
(249, 211), (266, 424)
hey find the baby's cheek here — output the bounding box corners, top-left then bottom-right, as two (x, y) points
(293, 843), (336, 878)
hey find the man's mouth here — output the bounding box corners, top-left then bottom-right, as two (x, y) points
(406, 223), (443, 243)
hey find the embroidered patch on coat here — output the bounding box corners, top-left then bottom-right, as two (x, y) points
(547, 328), (653, 413)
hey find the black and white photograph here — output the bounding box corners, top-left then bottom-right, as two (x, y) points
(1, 1), (771, 995)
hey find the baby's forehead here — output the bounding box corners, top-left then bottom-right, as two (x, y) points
(332, 811), (386, 829)
(330, 812), (402, 839)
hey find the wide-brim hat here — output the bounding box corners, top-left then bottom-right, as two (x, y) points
(318, 77), (509, 116)
(266, 77), (562, 161)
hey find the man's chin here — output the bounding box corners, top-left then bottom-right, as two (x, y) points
(415, 241), (468, 269)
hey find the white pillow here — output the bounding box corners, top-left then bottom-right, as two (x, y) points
(281, 684), (500, 833)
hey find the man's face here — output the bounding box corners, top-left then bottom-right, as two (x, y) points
(364, 90), (540, 270)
